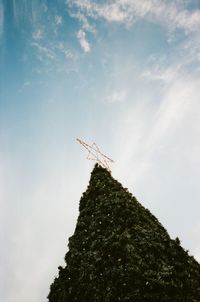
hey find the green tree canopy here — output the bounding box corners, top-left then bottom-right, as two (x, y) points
(48, 164), (200, 301)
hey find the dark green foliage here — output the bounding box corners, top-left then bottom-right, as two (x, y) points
(48, 164), (200, 302)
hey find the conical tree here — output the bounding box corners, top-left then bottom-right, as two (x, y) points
(48, 164), (200, 302)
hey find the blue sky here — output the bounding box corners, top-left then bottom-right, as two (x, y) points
(0, 0), (200, 301)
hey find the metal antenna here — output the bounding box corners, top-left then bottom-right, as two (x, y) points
(77, 138), (114, 172)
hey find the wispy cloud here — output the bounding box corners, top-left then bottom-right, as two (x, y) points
(0, 0), (4, 38)
(115, 69), (200, 184)
(0, 146), (84, 302)
(12, 0), (48, 27)
(56, 42), (75, 59)
(31, 42), (55, 60)
(142, 64), (181, 84)
(142, 31), (200, 79)
(77, 29), (91, 52)
(182, 32), (200, 66)
(70, 11), (96, 33)
(67, 0), (200, 32)
(106, 90), (127, 103)
(33, 29), (43, 41)
(12, 0), (32, 26)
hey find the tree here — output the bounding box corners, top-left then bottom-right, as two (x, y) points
(48, 164), (200, 301)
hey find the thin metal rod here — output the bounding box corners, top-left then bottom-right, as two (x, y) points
(76, 138), (114, 172)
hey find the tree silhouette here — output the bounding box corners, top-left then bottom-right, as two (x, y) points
(48, 164), (200, 301)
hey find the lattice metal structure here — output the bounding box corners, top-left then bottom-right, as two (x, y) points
(77, 138), (114, 172)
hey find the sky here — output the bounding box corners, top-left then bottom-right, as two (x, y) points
(0, 0), (200, 301)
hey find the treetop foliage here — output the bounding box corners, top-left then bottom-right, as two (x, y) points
(48, 164), (200, 301)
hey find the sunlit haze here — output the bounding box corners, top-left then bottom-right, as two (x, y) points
(0, 1), (200, 301)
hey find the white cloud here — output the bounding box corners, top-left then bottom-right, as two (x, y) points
(67, 0), (200, 32)
(70, 11), (96, 33)
(0, 156), (5, 209)
(77, 29), (91, 52)
(182, 33), (200, 65)
(12, 1), (48, 29)
(56, 42), (75, 59)
(31, 42), (55, 60)
(33, 29), (43, 40)
(145, 77), (197, 152)
(112, 69), (200, 258)
(12, 0), (31, 25)
(143, 30), (200, 79)
(23, 81), (30, 87)
(106, 90), (127, 103)
(111, 50), (200, 184)
(64, 49), (74, 59)
(142, 65), (181, 84)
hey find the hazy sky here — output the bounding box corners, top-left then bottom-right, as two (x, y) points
(0, 1), (200, 301)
